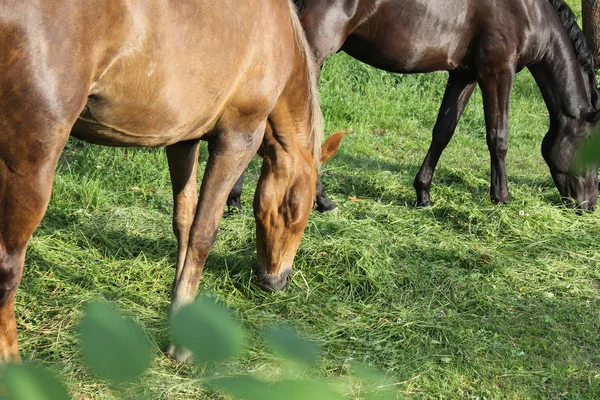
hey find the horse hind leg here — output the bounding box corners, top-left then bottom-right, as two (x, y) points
(414, 72), (476, 207)
(166, 140), (199, 298)
(479, 66), (515, 204)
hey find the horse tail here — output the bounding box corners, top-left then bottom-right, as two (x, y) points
(288, 0), (324, 166)
(548, 0), (599, 110)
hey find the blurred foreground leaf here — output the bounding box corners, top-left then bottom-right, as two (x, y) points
(170, 296), (245, 363)
(80, 302), (150, 384)
(352, 363), (397, 400)
(1, 364), (69, 400)
(365, 391), (397, 400)
(212, 376), (345, 400)
(270, 379), (345, 400)
(262, 325), (318, 366)
(210, 376), (277, 400)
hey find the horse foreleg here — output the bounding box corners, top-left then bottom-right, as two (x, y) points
(0, 125), (69, 363)
(166, 141), (199, 297)
(167, 123), (265, 362)
(480, 68), (515, 204)
(414, 73), (476, 207)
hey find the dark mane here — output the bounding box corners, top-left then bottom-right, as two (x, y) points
(549, 0), (600, 110)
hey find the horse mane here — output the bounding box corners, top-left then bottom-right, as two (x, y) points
(288, 0), (324, 166)
(549, 0), (600, 110)
(292, 0), (307, 16)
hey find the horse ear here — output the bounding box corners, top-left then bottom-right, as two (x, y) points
(320, 131), (346, 163)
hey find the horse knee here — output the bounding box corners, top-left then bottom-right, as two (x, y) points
(487, 132), (508, 158)
(496, 138), (508, 157)
(0, 248), (24, 306)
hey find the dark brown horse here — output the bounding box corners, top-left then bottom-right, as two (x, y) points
(230, 0), (599, 212)
(0, 0), (322, 362)
(309, 0), (600, 210)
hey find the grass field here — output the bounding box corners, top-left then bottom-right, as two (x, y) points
(13, 1), (600, 398)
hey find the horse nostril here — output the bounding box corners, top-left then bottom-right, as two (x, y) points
(256, 268), (291, 292)
(264, 275), (288, 291)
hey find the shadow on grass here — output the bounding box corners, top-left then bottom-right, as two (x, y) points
(322, 158), (569, 214)
(40, 205), (173, 252)
(319, 165), (487, 208)
(331, 152), (407, 174)
(32, 207), (265, 295)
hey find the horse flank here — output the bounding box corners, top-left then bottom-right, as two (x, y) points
(548, 0), (600, 110)
(288, 0), (325, 166)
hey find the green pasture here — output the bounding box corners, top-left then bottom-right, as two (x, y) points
(13, 1), (600, 398)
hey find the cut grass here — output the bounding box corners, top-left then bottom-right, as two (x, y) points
(14, 1), (600, 398)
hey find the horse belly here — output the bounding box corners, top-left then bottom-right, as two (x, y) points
(71, 53), (236, 147)
(344, 35), (463, 73)
(344, 0), (473, 73)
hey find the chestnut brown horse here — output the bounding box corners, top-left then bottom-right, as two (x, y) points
(231, 0), (599, 212)
(0, 0), (322, 362)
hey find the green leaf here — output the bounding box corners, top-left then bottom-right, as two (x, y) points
(262, 326), (318, 366)
(270, 380), (345, 400)
(351, 363), (392, 388)
(212, 377), (344, 400)
(1, 364), (70, 400)
(170, 296), (245, 363)
(80, 302), (150, 384)
(210, 376), (277, 400)
(365, 391), (397, 400)
(351, 363), (396, 399)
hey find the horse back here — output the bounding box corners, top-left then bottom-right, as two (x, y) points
(1, 0), (298, 147)
(321, 0), (555, 74)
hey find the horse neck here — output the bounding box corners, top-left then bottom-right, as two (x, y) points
(528, 30), (594, 128)
(279, 2), (324, 164)
(286, 51), (324, 163)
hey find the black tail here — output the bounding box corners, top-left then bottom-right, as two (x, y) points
(549, 0), (600, 110)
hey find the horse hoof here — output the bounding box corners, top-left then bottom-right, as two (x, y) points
(491, 196), (510, 205)
(416, 200), (433, 208)
(167, 344), (192, 362)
